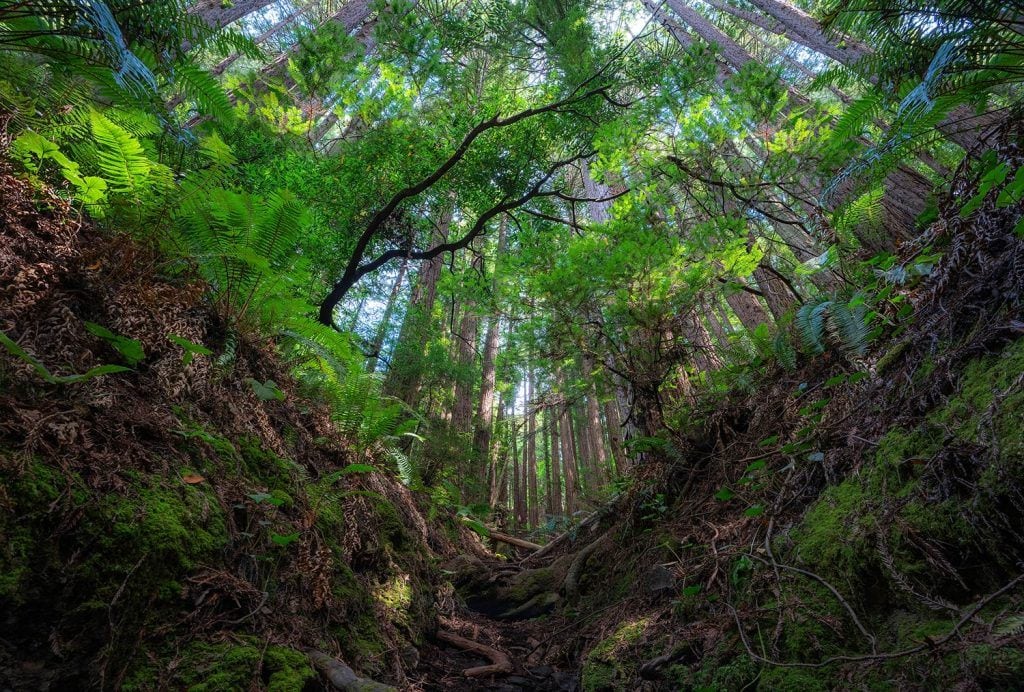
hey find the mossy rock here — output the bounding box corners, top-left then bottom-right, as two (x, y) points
(581, 618), (650, 691)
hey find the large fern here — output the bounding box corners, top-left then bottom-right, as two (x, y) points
(796, 296), (871, 358)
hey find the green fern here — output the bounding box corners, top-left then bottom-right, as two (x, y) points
(796, 297), (872, 358)
(87, 108), (152, 193)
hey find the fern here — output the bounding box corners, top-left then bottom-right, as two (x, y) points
(169, 61), (235, 123)
(796, 300), (830, 355)
(796, 297), (872, 358)
(87, 108), (151, 193)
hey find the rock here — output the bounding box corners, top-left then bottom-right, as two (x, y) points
(642, 564), (675, 598)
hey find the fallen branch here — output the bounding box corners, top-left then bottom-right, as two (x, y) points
(488, 529), (543, 551)
(307, 650), (396, 691)
(436, 629), (513, 677)
(522, 511), (599, 563)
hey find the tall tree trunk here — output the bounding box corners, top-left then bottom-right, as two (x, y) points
(510, 410), (523, 529)
(575, 402), (594, 495)
(683, 312), (723, 373)
(489, 394), (508, 508)
(384, 206), (451, 407)
(653, 0), (933, 243)
(451, 295), (479, 433)
(549, 408), (563, 516)
(585, 392), (608, 485)
(367, 257), (408, 373)
(724, 283), (769, 330)
(603, 398), (626, 476)
(754, 265), (799, 321)
(526, 369), (539, 527)
(727, 0), (999, 152)
(562, 406), (579, 514)
(187, 0), (278, 34)
(209, 4), (307, 77)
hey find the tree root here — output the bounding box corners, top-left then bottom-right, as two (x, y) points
(307, 650), (397, 691)
(564, 533), (608, 599)
(436, 629), (513, 677)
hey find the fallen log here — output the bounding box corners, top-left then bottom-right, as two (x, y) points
(488, 529), (542, 551)
(307, 650), (396, 691)
(436, 629), (513, 677)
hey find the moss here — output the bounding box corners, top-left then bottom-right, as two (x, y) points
(264, 646), (316, 691)
(963, 642), (1024, 689)
(758, 666), (831, 691)
(581, 618), (649, 691)
(504, 567), (556, 602)
(691, 646), (758, 691)
(177, 640), (262, 691)
(238, 435), (301, 489)
(929, 339), (1024, 446)
(99, 479), (228, 570)
(788, 479), (873, 581)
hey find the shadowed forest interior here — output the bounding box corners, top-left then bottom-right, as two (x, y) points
(1, 0), (1023, 689)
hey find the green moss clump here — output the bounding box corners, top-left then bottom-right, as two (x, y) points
(504, 567), (556, 603)
(963, 643), (1024, 689)
(124, 640), (315, 691)
(690, 645), (758, 691)
(581, 618), (649, 691)
(99, 479), (228, 570)
(788, 479), (872, 581)
(265, 646), (316, 691)
(238, 435), (301, 488)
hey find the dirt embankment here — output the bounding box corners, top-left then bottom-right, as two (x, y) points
(0, 169), (483, 690)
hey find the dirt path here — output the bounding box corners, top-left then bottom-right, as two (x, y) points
(413, 552), (581, 691)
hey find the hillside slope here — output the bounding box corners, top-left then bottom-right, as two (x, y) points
(0, 168), (473, 690)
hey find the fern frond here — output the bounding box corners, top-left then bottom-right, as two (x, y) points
(86, 108), (152, 192)
(796, 300), (830, 355)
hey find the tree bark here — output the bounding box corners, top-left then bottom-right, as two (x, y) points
(753, 264), (799, 321)
(383, 206), (451, 407)
(725, 281), (771, 330)
(187, 0), (278, 33)
(366, 257), (408, 373)
(603, 398), (626, 476)
(451, 268), (480, 433)
(549, 408), (563, 515)
(526, 367), (539, 527)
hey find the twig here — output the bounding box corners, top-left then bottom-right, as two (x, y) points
(746, 551), (876, 652)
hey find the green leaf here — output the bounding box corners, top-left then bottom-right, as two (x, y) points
(715, 488), (735, 501)
(270, 532), (300, 547)
(744, 460), (767, 473)
(84, 321), (145, 365)
(461, 517), (490, 538)
(245, 378), (285, 401)
(743, 505), (765, 518)
(168, 334), (213, 365)
(681, 585), (702, 597)
(0, 331), (130, 384)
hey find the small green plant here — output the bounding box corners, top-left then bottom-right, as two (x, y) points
(167, 334), (213, 365)
(245, 378), (285, 401)
(84, 321), (145, 365)
(0, 330), (130, 384)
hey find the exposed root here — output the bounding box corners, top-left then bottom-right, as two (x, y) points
(435, 629), (513, 678)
